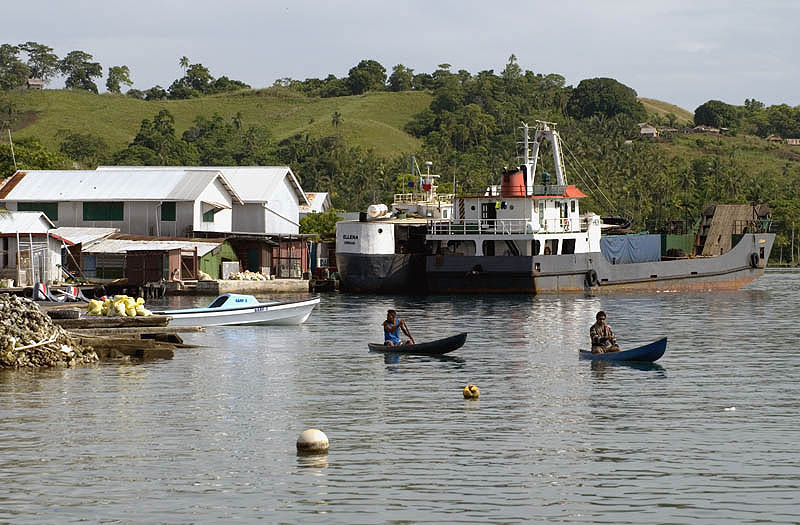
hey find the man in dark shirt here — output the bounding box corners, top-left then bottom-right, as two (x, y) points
(590, 311), (621, 353)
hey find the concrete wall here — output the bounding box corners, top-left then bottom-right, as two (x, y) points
(264, 177), (301, 235)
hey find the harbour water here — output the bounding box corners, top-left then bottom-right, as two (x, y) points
(1, 271), (799, 523)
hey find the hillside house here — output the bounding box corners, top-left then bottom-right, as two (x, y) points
(638, 123), (658, 138)
(25, 78), (44, 90)
(0, 211), (65, 285)
(0, 169), (242, 236)
(765, 134), (783, 142)
(786, 138), (800, 146)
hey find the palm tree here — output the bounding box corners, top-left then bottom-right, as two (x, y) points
(179, 56), (189, 73)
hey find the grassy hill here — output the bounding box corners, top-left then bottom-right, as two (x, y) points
(639, 97), (694, 124)
(8, 88), (433, 158)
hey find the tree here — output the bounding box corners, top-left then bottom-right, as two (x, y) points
(0, 95), (18, 130)
(346, 59), (386, 95)
(388, 64), (413, 91)
(0, 138), (70, 178)
(0, 44), (31, 90)
(112, 109), (197, 165)
(300, 209), (342, 235)
(59, 132), (110, 168)
(106, 65), (133, 94)
(179, 56), (189, 72)
(59, 50), (102, 93)
(566, 77), (647, 121)
(694, 100), (737, 128)
(19, 42), (59, 84)
(144, 85), (167, 101)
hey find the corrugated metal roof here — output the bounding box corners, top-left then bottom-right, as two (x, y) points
(2, 169), (237, 202)
(300, 192), (330, 213)
(50, 227), (118, 245)
(0, 211), (54, 233)
(82, 238), (223, 257)
(96, 166), (308, 206)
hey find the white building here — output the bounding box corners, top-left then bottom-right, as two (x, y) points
(0, 169), (242, 237)
(0, 211), (64, 286)
(96, 166), (309, 235)
(300, 192), (332, 218)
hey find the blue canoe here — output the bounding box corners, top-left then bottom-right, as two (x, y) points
(579, 337), (667, 362)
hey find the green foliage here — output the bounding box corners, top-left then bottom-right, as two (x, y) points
(106, 65), (133, 94)
(0, 44), (31, 90)
(58, 132), (110, 167)
(0, 137), (70, 178)
(566, 78), (647, 121)
(181, 114), (277, 165)
(388, 64), (414, 92)
(694, 99), (737, 128)
(347, 59), (386, 95)
(300, 208), (343, 235)
(112, 109), (198, 165)
(168, 62), (250, 99)
(0, 94), (18, 129)
(19, 42), (59, 84)
(60, 50), (102, 93)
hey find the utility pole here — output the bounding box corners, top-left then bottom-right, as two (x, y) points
(8, 129), (17, 171)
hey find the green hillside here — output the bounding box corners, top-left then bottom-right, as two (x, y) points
(639, 97), (694, 124)
(7, 88), (432, 158)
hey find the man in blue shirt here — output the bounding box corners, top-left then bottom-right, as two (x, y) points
(383, 309), (415, 346)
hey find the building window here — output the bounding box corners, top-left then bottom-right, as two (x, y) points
(562, 238), (576, 254)
(17, 202), (58, 221)
(202, 209), (215, 222)
(83, 202), (123, 221)
(161, 202), (176, 221)
(570, 200), (576, 213)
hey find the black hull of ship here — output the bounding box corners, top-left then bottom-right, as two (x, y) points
(336, 253), (427, 294)
(426, 233), (775, 294)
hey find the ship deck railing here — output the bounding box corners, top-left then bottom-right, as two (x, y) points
(427, 218), (588, 235)
(393, 192), (455, 204)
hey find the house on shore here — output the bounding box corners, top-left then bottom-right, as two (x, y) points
(0, 169), (242, 237)
(96, 166), (312, 278)
(0, 211), (66, 286)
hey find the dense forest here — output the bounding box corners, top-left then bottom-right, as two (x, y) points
(2, 43), (800, 261)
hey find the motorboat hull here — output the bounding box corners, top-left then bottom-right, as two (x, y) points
(155, 297), (320, 326)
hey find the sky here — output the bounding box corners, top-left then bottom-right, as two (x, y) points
(5, 0), (799, 112)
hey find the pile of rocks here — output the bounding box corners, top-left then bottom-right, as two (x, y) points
(0, 294), (98, 369)
(228, 270), (268, 281)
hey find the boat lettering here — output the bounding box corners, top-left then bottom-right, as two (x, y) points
(342, 234), (358, 240)
(255, 306), (266, 312)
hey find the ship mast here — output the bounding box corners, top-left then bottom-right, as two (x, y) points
(521, 120), (568, 193)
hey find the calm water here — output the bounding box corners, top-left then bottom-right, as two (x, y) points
(1, 272), (799, 523)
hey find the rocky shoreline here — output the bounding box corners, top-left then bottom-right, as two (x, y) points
(0, 294), (99, 369)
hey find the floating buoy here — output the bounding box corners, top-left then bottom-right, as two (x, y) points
(296, 428), (329, 455)
(724, 407), (736, 411)
(463, 384), (480, 399)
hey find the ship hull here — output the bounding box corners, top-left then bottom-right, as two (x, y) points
(426, 233), (774, 294)
(336, 252), (426, 294)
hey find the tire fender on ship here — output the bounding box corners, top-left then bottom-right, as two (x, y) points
(585, 269), (599, 287)
(749, 252), (760, 269)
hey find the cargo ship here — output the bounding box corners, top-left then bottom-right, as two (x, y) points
(335, 162), (453, 293)
(425, 121), (774, 294)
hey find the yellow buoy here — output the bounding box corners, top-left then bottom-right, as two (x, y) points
(463, 384), (480, 399)
(296, 428), (329, 455)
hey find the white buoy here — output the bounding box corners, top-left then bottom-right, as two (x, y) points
(296, 428), (329, 455)
(724, 407), (736, 411)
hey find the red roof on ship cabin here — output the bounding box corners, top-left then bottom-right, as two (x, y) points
(530, 185), (587, 199)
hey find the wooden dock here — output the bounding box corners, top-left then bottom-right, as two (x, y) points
(45, 309), (204, 362)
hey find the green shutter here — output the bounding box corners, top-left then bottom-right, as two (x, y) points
(83, 202), (124, 221)
(161, 202), (176, 221)
(17, 202), (59, 221)
(202, 209), (215, 222)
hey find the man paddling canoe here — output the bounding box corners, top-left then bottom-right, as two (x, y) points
(590, 310), (621, 353)
(383, 309), (415, 346)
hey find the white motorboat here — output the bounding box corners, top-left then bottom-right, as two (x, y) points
(154, 294), (320, 326)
